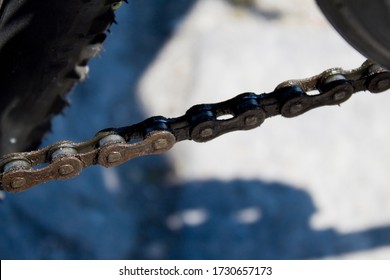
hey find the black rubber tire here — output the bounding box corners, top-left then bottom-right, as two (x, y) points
(0, 0), (119, 155)
(316, 0), (390, 69)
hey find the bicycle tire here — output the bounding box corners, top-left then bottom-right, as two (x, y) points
(0, 0), (119, 155)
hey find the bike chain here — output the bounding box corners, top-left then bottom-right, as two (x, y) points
(0, 60), (389, 192)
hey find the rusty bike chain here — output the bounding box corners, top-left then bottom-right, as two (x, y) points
(0, 60), (389, 192)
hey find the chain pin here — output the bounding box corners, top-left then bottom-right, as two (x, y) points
(2, 159), (31, 189)
(58, 164), (75, 176)
(107, 151), (122, 163)
(290, 103), (303, 114)
(376, 78), (390, 90)
(333, 90), (347, 101)
(200, 128), (213, 138)
(244, 116), (258, 126)
(11, 177), (27, 189)
(153, 138), (169, 150)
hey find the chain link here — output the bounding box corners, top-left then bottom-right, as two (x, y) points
(0, 60), (389, 192)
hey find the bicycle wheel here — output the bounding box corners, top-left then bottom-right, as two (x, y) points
(0, 0), (120, 155)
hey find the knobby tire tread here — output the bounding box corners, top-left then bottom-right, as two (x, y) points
(0, 0), (119, 155)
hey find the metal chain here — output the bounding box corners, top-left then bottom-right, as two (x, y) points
(1, 60), (389, 192)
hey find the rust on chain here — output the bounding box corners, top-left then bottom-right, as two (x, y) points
(0, 130), (176, 192)
(0, 60), (389, 192)
(97, 130), (176, 167)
